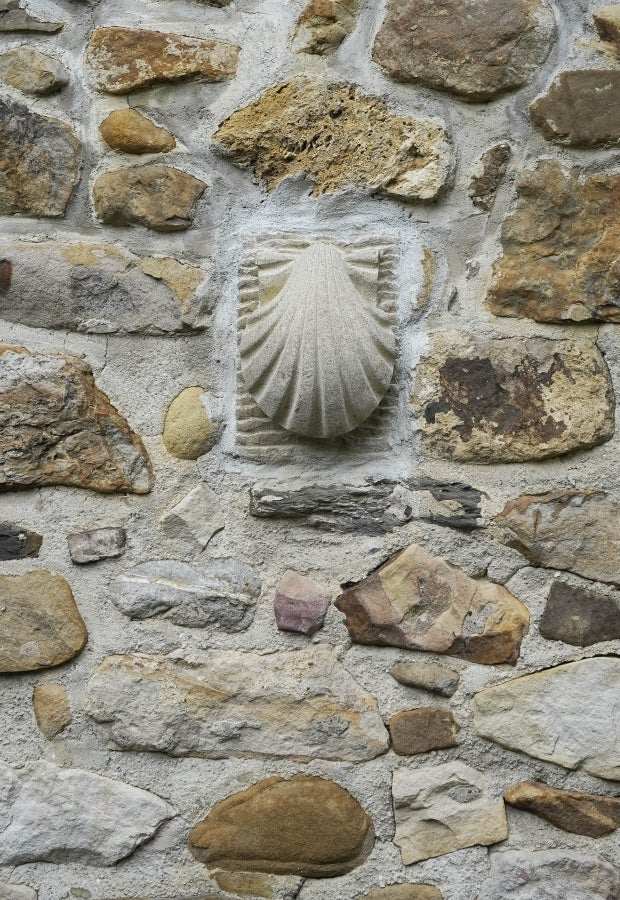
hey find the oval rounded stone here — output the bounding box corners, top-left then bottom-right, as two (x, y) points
(99, 110), (176, 154)
(188, 775), (374, 877)
(162, 386), (220, 459)
(0, 571), (87, 672)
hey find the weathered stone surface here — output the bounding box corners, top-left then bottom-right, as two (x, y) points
(373, 0), (555, 101)
(495, 491), (620, 587)
(0, 760), (174, 865)
(0, 96), (80, 217)
(213, 872), (301, 899)
(111, 559), (260, 631)
(389, 661), (460, 698)
(32, 683), (71, 739)
(530, 70), (620, 147)
(0, 885), (37, 900)
(68, 527), (126, 564)
(163, 387), (220, 459)
(389, 708), (459, 756)
(539, 580), (620, 647)
(92, 166), (206, 232)
(336, 543), (529, 665)
(0, 345), (153, 493)
(0, 524), (41, 560)
(0, 47), (67, 95)
(294, 0), (359, 54)
(358, 887), (443, 900)
(0, 0), (62, 33)
(86, 28), (239, 94)
(250, 480), (482, 534)
(505, 781), (620, 838)
(478, 850), (620, 900)
(0, 571), (87, 673)
(393, 762), (508, 864)
(472, 657), (620, 780)
(0, 240), (209, 334)
(488, 161), (620, 324)
(414, 332), (615, 463)
(595, 5), (620, 50)
(85, 646), (389, 761)
(213, 77), (450, 202)
(469, 143), (511, 211)
(160, 484), (224, 548)
(274, 570), (330, 636)
(188, 775), (374, 877)
(100, 110), (176, 154)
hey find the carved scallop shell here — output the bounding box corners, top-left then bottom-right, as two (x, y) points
(240, 242), (396, 439)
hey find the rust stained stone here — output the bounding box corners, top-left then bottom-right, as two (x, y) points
(389, 708), (460, 756)
(505, 782), (620, 838)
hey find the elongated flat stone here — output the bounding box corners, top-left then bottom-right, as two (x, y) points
(505, 781), (620, 837)
(0, 0), (62, 33)
(84, 646), (389, 762)
(478, 851), (620, 900)
(530, 70), (620, 147)
(359, 887), (443, 900)
(389, 661), (460, 698)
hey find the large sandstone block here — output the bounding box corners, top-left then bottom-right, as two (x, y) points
(531, 70), (620, 147)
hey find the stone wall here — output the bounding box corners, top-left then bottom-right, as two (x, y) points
(0, 0), (619, 898)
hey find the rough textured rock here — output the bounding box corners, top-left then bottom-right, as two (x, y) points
(393, 762), (508, 864)
(358, 888), (443, 900)
(0, 524), (41, 560)
(469, 143), (511, 211)
(594, 5), (620, 50)
(92, 166), (207, 232)
(504, 781), (620, 837)
(336, 543), (529, 665)
(389, 661), (460, 698)
(539, 580), (620, 647)
(488, 161), (620, 323)
(389, 708), (459, 756)
(494, 490), (620, 587)
(0, 47), (67, 95)
(274, 570), (331, 636)
(99, 109), (176, 154)
(212, 872), (301, 898)
(0, 96), (80, 217)
(530, 70), (620, 146)
(32, 683), (72, 740)
(0, 240), (209, 334)
(213, 77), (450, 202)
(414, 332), (615, 462)
(293, 0), (359, 54)
(0, 571), (87, 673)
(188, 776), (374, 877)
(0, 345), (153, 493)
(85, 646), (389, 761)
(0, 760), (174, 865)
(163, 387), (220, 459)
(160, 484), (225, 548)
(478, 850), (620, 900)
(0, 0), (62, 32)
(111, 559), (260, 631)
(86, 28), (239, 94)
(472, 657), (620, 780)
(0, 885), (37, 900)
(373, 0), (555, 101)
(68, 527), (126, 564)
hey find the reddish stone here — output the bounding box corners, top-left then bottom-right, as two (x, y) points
(274, 569), (330, 636)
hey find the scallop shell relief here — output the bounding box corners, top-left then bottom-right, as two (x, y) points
(239, 241), (397, 439)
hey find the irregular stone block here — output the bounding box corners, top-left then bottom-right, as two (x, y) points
(0, 885), (37, 900)
(213, 872), (302, 899)
(389, 708), (459, 756)
(86, 27), (239, 94)
(0, 0), (62, 32)
(373, 0), (555, 101)
(393, 762), (508, 864)
(413, 332), (615, 462)
(488, 160), (620, 323)
(99, 110), (176, 154)
(294, 0), (359, 55)
(213, 77), (450, 202)
(0, 240), (209, 334)
(68, 527), (126, 564)
(0, 524), (41, 560)
(504, 781), (620, 838)
(92, 165), (207, 232)
(478, 850), (620, 900)
(32, 683), (71, 739)
(540, 580), (620, 647)
(274, 569), (330, 636)
(111, 559), (260, 631)
(494, 490), (620, 587)
(0, 47), (68, 95)
(336, 543), (529, 665)
(595, 5), (620, 51)
(188, 775), (374, 877)
(469, 142), (511, 211)
(389, 661), (459, 698)
(358, 887), (443, 900)
(530, 70), (620, 147)
(85, 646), (389, 761)
(0, 96), (80, 217)
(0, 345), (153, 493)
(0, 759), (174, 865)
(160, 484), (224, 548)
(472, 657), (620, 780)
(0, 571), (87, 673)
(163, 387), (220, 459)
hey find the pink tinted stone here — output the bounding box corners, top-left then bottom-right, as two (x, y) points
(274, 570), (330, 636)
